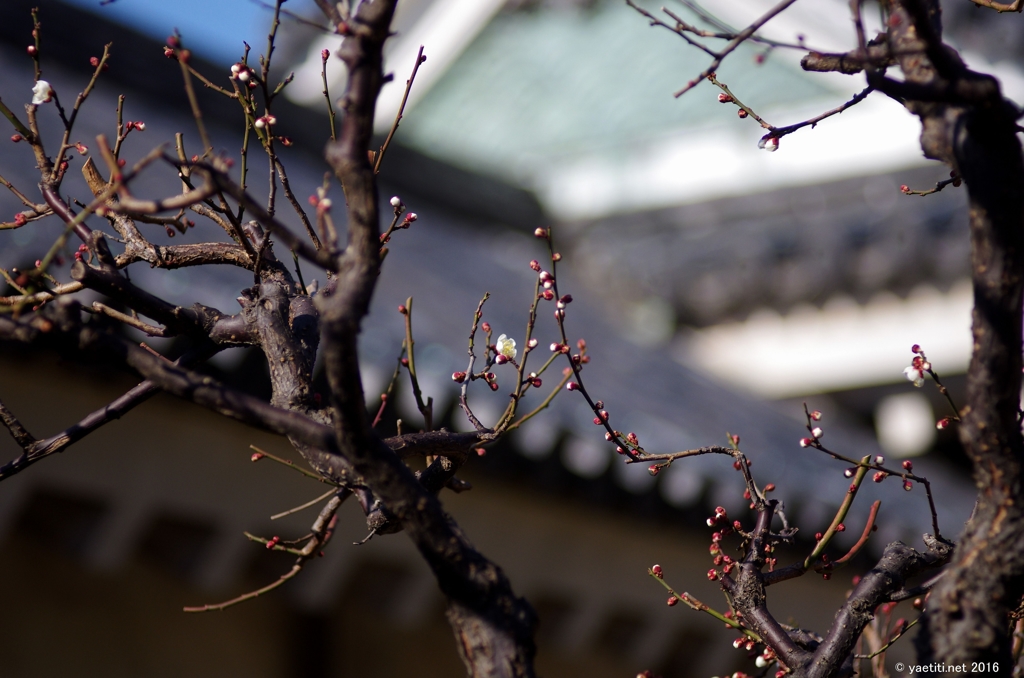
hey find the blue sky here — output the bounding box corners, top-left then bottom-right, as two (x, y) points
(60, 0), (316, 65)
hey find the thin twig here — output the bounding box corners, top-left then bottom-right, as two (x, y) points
(373, 45), (426, 174)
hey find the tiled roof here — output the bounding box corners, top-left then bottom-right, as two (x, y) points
(398, 0), (837, 182)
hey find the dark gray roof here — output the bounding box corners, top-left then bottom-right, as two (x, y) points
(564, 167), (970, 327)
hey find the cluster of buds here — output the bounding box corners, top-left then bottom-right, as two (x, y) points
(230, 62), (254, 83)
(265, 535), (280, 550)
(755, 647), (777, 668)
(732, 636), (757, 652)
(254, 114), (277, 129)
(125, 120), (146, 132)
(73, 243), (89, 261)
(707, 505), (729, 527)
(592, 409), (609, 425)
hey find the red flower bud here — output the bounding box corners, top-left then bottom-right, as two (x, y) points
(667, 596), (678, 606)
(652, 564), (663, 577)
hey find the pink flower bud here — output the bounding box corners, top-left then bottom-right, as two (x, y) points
(875, 455), (884, 464)
(844, 468), (855, 478)
(27, 45), (37, 55)
(11, 134), (23, 143)
(810, 410), (822, 421)
(902, 460), (913, 471)
(708, 569), (720, 581)
(717, 92), (733, 103)
(800, 438), (812, 447)
(452, 371), (466, 383)
(321, 49), (330, 61)
(901, 184), (911, 194)
(911, 343), (921, 353)
(481, 322), (491, 333)
(648, 465), (661, 476)
(835, 523), (845, 532)
(251, 452), (265, 462)
(567, 382), (579, 391)
(495, 354), (507, 365)
(529, 259), (541, 271)
(652, 564), (663, 577)
(873, 471), (885, 483)
(811, 427), (823, 438)
(489, 382), (499, 391)
(552, 252), (562, 261)
(667, 595), (678, 606)
(605, 432), (614, 441)
(764, 483), (776, 492)
(398, 304), (407, 314)
(533, 227), (547, 238)
(737, 109), (748, 119)
(936, 417), (950, 430)
(904, 480), (913, 491)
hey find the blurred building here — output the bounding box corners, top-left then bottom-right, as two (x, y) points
(0, 0), (1005, 676)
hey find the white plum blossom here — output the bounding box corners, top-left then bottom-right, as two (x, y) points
(31, 80), (53, 105)
(495, 334), (517, 360)
(903, 366), (925, 387)
(758, 135), (779, 152)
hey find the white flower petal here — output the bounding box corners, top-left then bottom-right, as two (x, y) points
(31, 80), (53, 105)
